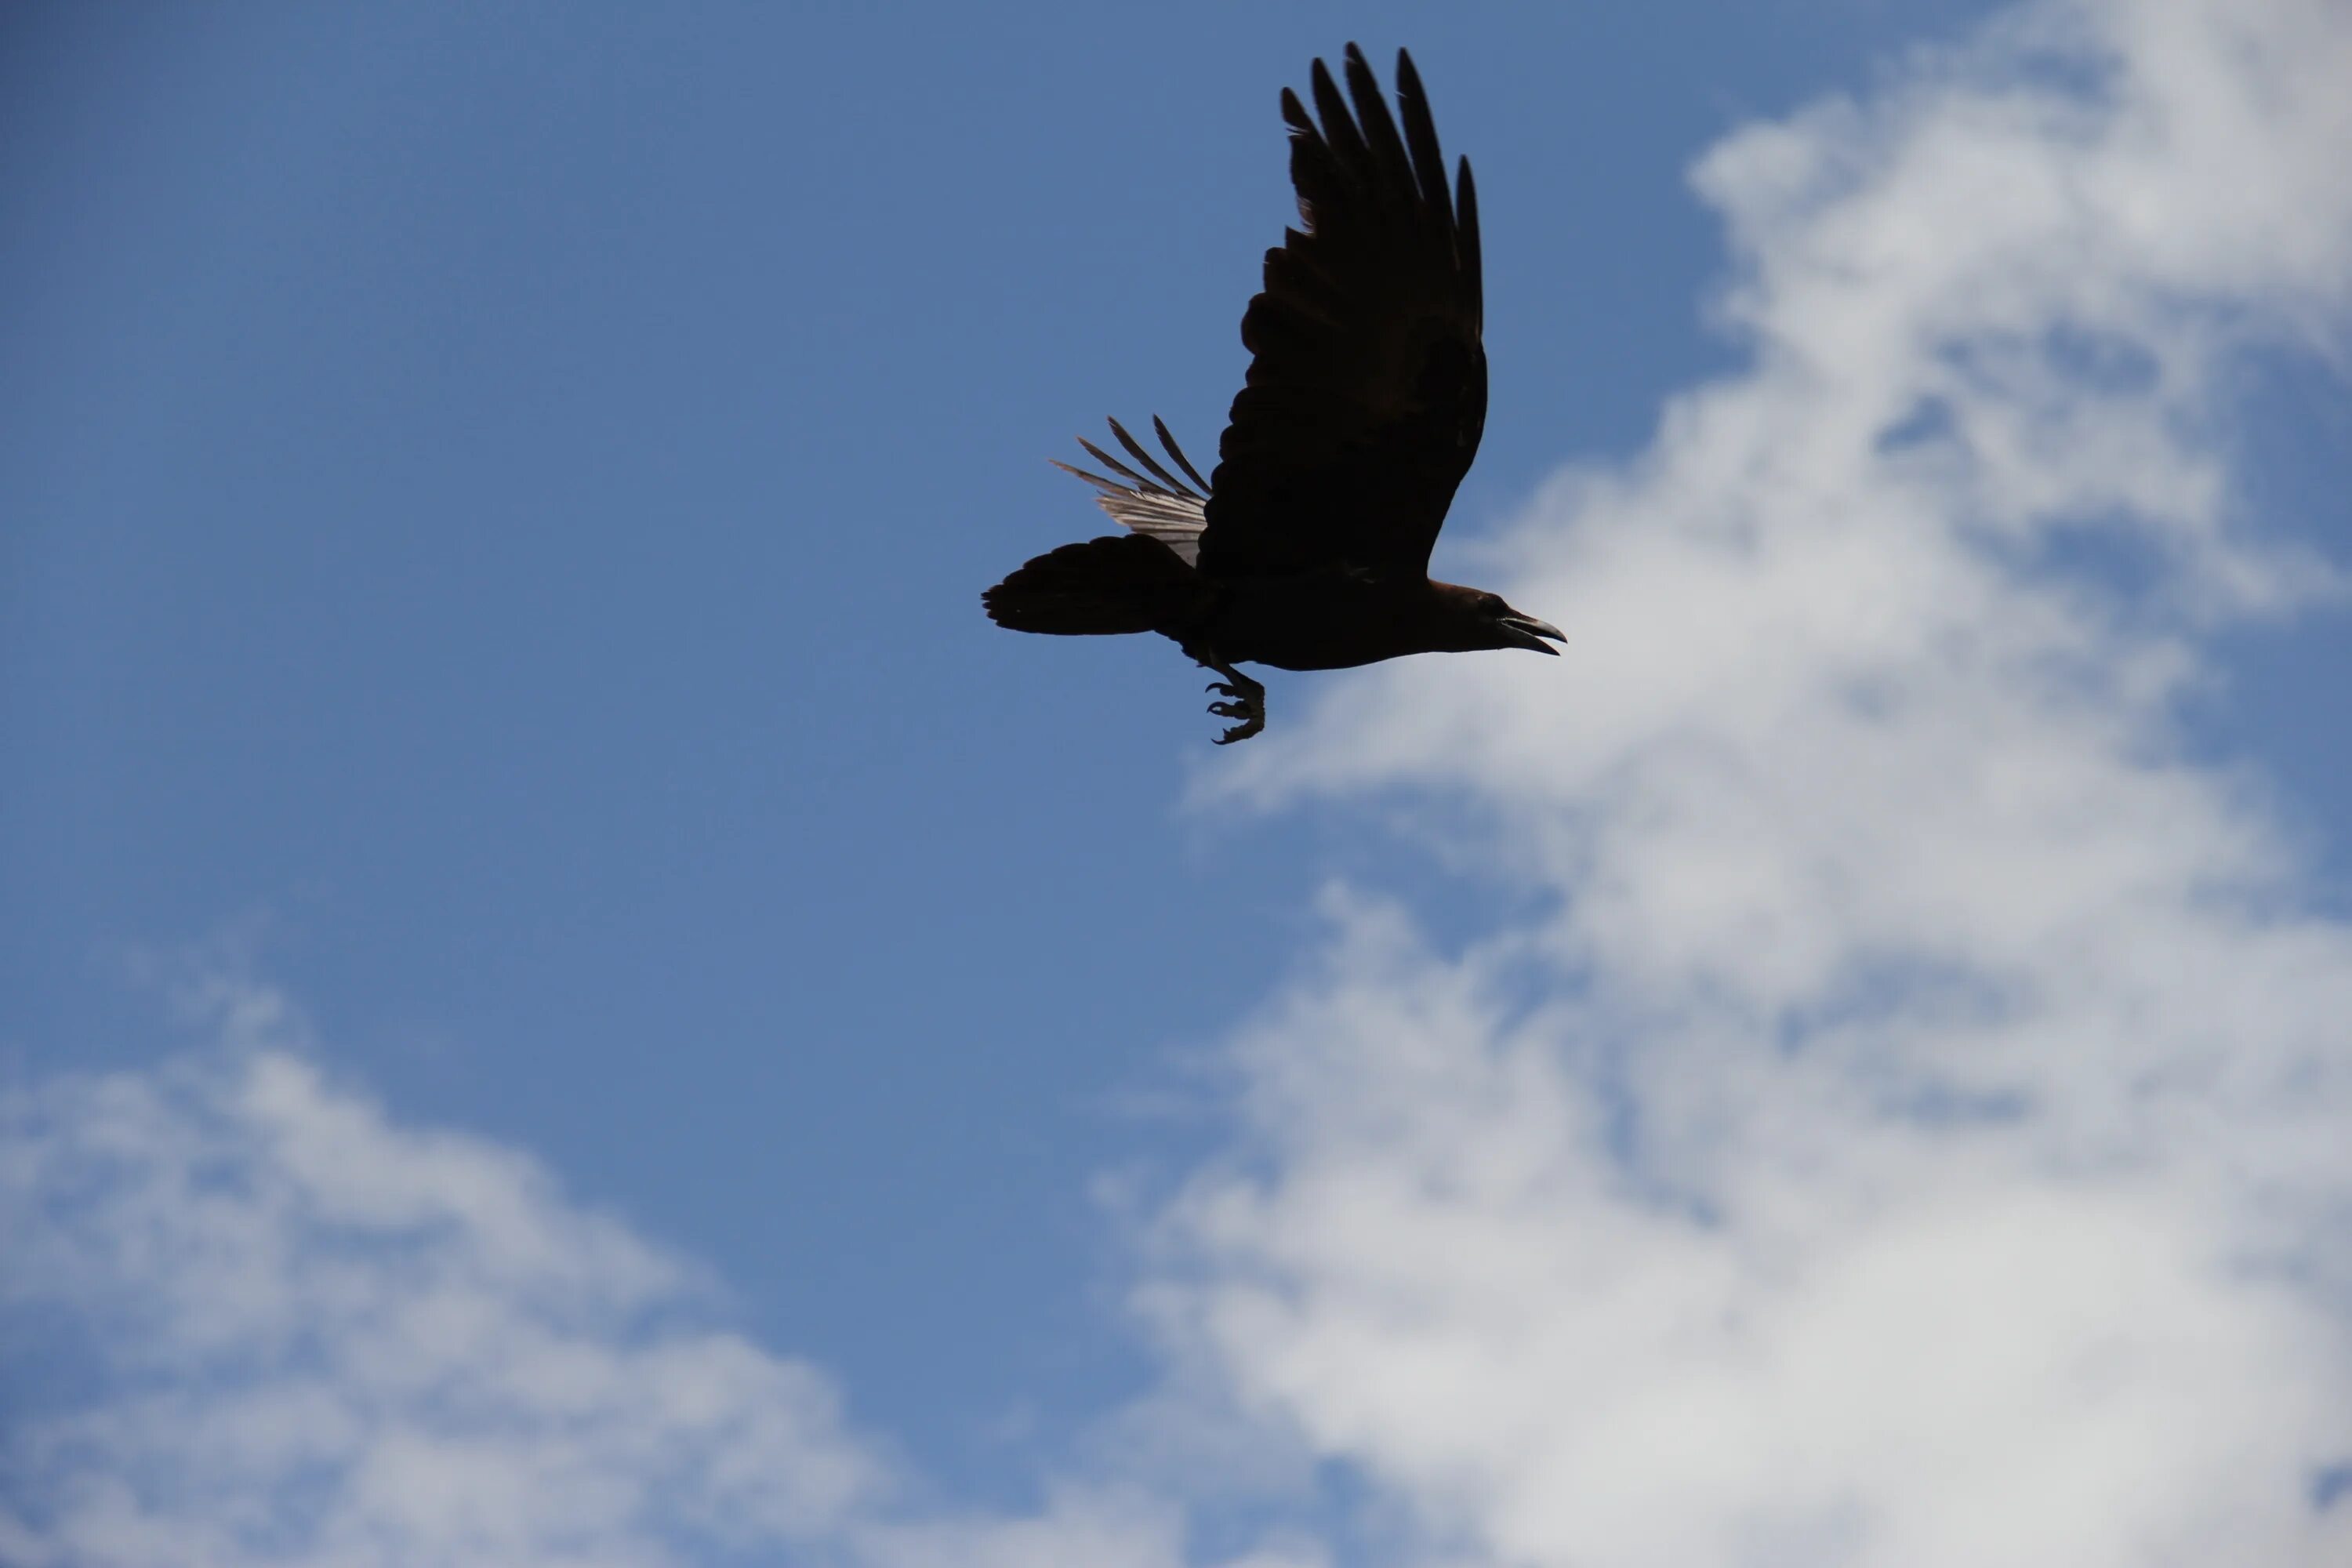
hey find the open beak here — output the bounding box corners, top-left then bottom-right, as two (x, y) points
(1500, 613), (1566, 655)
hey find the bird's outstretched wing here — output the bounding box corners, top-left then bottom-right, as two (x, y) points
(1200, 45), (1485, 583)
(1052, 416), (1210, 566)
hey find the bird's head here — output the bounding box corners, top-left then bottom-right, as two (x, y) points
(1431, 582), (1566, 655)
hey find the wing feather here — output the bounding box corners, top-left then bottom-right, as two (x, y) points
(1394, 49), (1453, 227)
(1054, 421), (1208, 565)
(1343, 49), (1417, 216)
(1109, 416), (1199, 498)
(1076, 436), (1164, 495)
(1199, 45), (1486, 583)
(1153, 416), (1213, 492)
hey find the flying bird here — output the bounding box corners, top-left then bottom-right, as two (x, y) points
(983, 44), (1561, 744)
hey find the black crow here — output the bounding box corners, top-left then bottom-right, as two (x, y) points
(985, 45), (1559, 743)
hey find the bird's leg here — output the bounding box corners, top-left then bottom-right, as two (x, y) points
(1185, 645), (1265, 745)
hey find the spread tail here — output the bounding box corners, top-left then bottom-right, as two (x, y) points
(983, 533), (1201, 636)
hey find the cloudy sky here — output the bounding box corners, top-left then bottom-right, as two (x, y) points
(5, 2), (2350, 1565)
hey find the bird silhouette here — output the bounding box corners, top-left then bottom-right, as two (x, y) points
(985, 45), (1561, 743)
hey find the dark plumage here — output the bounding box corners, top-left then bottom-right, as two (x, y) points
(984, 45), (1561, 744)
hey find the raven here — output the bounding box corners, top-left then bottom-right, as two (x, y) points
(984, 45), (1561, 744)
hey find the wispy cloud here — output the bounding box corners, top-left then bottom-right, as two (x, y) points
(6, 1), (2350, 1565)
(1, 981), (884, 1566)
(1, 975), (1217, 1568)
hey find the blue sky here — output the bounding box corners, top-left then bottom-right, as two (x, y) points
(5, 4), (2350, 1566)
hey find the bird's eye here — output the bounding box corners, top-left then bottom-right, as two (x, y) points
(1481, 593), (1507, 614)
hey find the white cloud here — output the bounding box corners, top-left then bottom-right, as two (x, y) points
(8, 2), (2352, 1566)
(0, 973), (1251, 1561)
(1156, 0), (2352, 1564)
(0, 981), (1225, 1568)
(0, 987), (882, 1567)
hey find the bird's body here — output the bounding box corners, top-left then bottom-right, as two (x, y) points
(985, 45), (1560, 742)
(1184, 572), (1556, 673)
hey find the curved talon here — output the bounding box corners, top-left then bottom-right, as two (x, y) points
(1207, 689), (1265, 743)
(1185, 650), (1265, 744)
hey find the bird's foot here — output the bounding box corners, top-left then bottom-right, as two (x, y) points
(1185, 648), (1266, 745)
(1204, 681), (1265, 745)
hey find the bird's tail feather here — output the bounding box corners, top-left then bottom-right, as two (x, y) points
(983, 533), (1201, 636)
